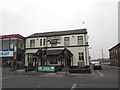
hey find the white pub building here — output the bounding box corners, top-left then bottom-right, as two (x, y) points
(25, 29), (90, 70)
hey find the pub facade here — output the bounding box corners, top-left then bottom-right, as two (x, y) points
(25, 29), (90, 70)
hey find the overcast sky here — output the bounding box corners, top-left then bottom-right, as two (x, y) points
(0, 0), (119, 59)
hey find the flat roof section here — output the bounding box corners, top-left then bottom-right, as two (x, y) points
(0, 34), (25, 39)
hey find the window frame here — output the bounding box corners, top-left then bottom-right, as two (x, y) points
(50, 59), (58, 64)
(0, 38), (2, 50)
(40, 39), (42, 46)
(30, 39), (35, 47)
(43, 39), (46, 46)
(119, 48), (120, 53)
(2, 38), (10, 50)
(64, 37), (70, 46)
(78, 52), (84, 62)
(28, 54), (35, 62)
(78, 36), (83, 45)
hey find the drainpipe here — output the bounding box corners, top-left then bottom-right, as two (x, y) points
(45, 37), (48, 65)
(84, 34), (87, 66)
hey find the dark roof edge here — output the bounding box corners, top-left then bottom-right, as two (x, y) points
(26, 33), (87, 38)
(26, 28), (87, 38)
(109, 43), (120, 51)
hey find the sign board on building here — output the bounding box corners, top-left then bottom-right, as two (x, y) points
(48, 39), (61, 44)
(38, 66), (56, 72)
(78, 61), (85, 67)
(0, 49), (14, 57)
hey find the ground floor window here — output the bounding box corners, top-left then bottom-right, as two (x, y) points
(78, 52), (84, 61)
(49, 56), (58, 64)
(50, 60), (58, 64)
(27, 54), (35, 62)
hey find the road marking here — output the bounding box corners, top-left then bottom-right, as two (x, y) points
(71, 84), (77, 90)
(0, 75), (28, 80)
(96, 70), (104, 77)
(78, 84), (118, 87)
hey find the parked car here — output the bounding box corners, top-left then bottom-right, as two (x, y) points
(93, 63), (102, 70)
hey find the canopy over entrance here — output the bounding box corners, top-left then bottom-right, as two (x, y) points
(35, 48), (73, 67)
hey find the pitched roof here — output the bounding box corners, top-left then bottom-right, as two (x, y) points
(47, 50), (63, 55)
(35, 48), (73, 56)
(27, 28), (87, 38)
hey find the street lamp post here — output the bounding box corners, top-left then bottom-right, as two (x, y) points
(101, 49), (104, 60)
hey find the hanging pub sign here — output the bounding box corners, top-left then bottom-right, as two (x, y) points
(0, 49), (14, 57)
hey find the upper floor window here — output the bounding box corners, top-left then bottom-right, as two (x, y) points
(43, 39), (46, 46)
(79, 52), (84, 61)
(116, 49), (118, 54)
(10, 37), (17, 49)
(78, 36), (83, 45)
(3, 38), (10, 50)
(114, 49), (116, 53)
(64, 37), (69, 45)
(18, 38), (24, 49)
(30, 40), (35, 47)
(119, 48), (120, 53)
(0, 38), (2, 50)
(40, 39), (42, 46)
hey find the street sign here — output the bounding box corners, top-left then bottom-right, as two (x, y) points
(38, 66), (56, 72)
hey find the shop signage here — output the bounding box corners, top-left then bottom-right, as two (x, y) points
(48, 39), (61, 44)
(38, 66), (55, 72)
(0, 49), (14, 57)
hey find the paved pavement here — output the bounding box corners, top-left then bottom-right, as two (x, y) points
(2, 68), (101, 78)
(1, 65), (119, 89)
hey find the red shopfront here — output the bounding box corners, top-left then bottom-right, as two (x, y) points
(0, 34), (25, 69)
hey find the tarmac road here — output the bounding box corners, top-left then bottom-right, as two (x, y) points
(1, 65), (119, 89)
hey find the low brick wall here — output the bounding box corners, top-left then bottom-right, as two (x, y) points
(69, 69), (91, 74)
